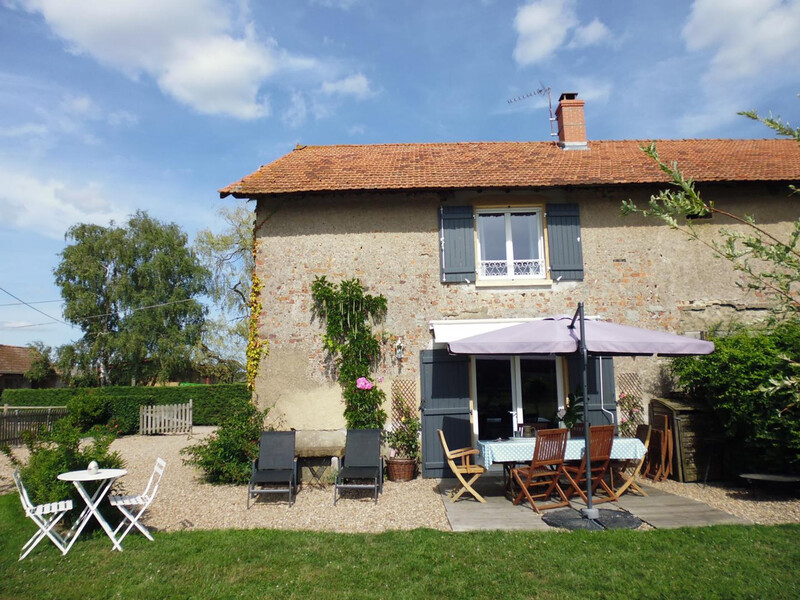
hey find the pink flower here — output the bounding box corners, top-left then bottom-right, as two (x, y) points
(356, 377), (373, 390)
(619, 393), (627, 399)
(378, 376), (384, 383)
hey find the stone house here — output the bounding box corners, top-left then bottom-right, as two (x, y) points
(221, 93), (800, 477)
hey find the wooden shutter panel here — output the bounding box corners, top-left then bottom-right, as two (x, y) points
(546, 203), (584, 281)
(420, 349), (472, 478)
(440, 205), (476, 283)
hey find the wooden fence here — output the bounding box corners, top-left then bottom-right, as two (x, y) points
(0, 405), (69, 446)
(139, 399), (193, 435)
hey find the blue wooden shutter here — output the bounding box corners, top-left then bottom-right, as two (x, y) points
(440, 206), (476, 283)
(420, 349), (472, 478)
(547, 203), (584, 281)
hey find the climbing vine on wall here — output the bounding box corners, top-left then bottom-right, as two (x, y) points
(311, 276), (388, 429)
(246, 270), (266, 391)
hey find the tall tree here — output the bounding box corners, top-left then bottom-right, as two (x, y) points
(193, 203), (254, 369)
(54, 210), (209, 385)
(25, 342), (56, 387)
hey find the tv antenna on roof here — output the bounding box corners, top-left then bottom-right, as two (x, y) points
(507, 84), (557, 138)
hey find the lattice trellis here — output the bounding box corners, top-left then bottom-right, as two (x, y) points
(617, 372), (645, 437)
(391, 379), (417, 428)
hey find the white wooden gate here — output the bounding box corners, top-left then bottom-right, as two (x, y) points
(139, 399), (193, 435)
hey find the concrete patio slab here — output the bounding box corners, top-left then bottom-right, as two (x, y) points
(439, 474), (751, 531)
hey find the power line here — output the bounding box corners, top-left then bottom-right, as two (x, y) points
(0, 287), (198, 330)
(0, 286), (71, 326)
(0, 299), (62, 307)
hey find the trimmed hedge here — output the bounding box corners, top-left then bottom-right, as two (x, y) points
(2, 384), (251, 433)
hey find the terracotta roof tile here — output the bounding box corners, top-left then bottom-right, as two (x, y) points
(0, 345), (33, 375)
(220, 139), (800, 197)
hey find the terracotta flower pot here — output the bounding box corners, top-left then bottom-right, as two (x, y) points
(386, 457), (417, 482)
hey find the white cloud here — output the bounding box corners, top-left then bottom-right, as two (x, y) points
(0, 123), (48, 137)
(0, 167), (127, 239)
(683, 0), (800, 84)
(12, 0), (302, 119)
(310, 0), (361, 8)
(282, 90), (308, 128)
(513, 0), (578, 66)
(348, 124), (366, 136)
(570, 18), (611, 48)
(513, 1), (611, 65)
(321, 74), (375, 99)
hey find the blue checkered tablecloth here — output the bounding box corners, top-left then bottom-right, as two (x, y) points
(477, 437), (646, 469)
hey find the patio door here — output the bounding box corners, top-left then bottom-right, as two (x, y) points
(474, 356), (563, 439)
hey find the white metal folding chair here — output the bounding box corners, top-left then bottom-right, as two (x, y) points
(13, 469), (73, 560)
(108, 457), (165, 545)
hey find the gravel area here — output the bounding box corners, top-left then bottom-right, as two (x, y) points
(3, 430), (798, 531)
(0, 427), (450, 534)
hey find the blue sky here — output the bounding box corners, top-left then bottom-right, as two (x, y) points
(1, 0), (799, 350)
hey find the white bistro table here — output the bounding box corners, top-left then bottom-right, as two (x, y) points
(478, 437), (647, 469)
(58, 468), (127, 552)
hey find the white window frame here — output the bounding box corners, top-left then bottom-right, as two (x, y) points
(475, 207), (546, 281)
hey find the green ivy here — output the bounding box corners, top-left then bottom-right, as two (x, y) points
(311, 276), (388, 430)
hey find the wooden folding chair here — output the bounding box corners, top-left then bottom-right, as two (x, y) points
(109, 458), (166, 544)
(511, 428), (570, 513)
(643, 428), (666, 481)
(611, 424), (651, 496)
(13, 469), (73, 560)
(569, 423), (586, 438)
(437, 429), (486, 503)
(563, 425), (618, 505)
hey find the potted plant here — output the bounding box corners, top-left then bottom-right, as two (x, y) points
(558, 393), (584, 433)
(385, 403), (421, 482)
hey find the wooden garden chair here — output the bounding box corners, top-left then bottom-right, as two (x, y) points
(511, 427), (570, 513)
(569, 423), (586, 438)
(643, 428), (666, 482)
(13, 469), (73, 560)
(563, 425), (618, 505)
(437, 429), (486, 503)
(611, 424), (651, 496)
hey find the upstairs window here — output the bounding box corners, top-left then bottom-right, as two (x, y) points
(476, 208), (545, 280)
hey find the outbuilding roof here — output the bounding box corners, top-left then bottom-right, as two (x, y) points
(0, 345), (33, 375)
(220, 138), (800, 198)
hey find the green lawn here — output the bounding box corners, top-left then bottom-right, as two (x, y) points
(1, 493), (798, 600)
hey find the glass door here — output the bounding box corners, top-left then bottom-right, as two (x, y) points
(518, 358), (560, 427)
(475, 357), (513, 439)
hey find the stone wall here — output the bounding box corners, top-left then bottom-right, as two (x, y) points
(252, 183), (797, 429)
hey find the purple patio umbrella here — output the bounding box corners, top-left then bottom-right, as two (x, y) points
(447, 314), (715, 356)
(447, 303), (714, 519)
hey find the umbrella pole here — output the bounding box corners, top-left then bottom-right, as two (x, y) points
(575, 302), (599, 519)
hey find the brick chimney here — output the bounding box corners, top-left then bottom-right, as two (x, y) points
(555, 92), (588, 150)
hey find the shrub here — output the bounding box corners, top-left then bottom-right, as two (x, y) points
(671, 321), (800, 473)
(2, 384), (251, 430)
(181, 403), (270, 484)
(66, 391), (111, 431)
(2, 420), (123, 526)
